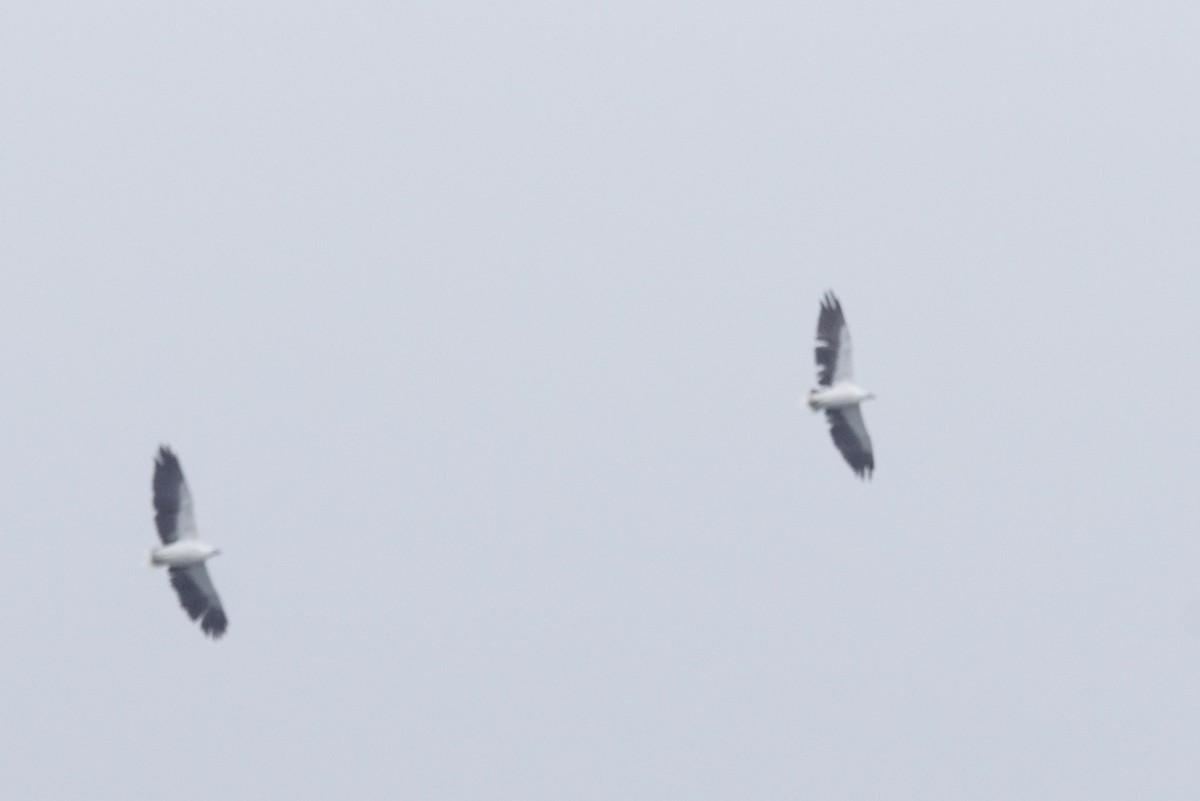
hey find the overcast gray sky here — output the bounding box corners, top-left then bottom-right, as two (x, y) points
(3, 1), (1200, 798)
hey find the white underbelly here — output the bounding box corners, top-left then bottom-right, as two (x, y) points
(808, 384), (865, 409)
(150, 540), (211, 567)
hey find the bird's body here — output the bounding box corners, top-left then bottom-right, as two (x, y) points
(807, 382), (872, 411)
(809, 292), (876, 478)
(150, 446), (228, 638)
(149, 539), (219, 567)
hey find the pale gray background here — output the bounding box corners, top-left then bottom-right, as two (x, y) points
(2, 2), (1199, 799)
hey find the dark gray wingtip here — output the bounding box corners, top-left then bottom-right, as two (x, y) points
(814, 291), (846, 387)
(152, 446), (186, 544)
(168, 567), (228, 639)
(825, 409), (874, 479)
(199, 607), (228, 639)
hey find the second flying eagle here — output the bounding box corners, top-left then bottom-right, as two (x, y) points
(807, 292), (875, 479)
(150, 447), (228, 638)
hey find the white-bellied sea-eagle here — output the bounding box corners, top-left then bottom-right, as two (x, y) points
(808, 292), (875, 478)
(150, 446), (228, 638)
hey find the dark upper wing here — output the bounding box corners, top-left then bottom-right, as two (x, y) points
(825, 405), (874, 479)
(815, 292), (854, 387)
(153, 446), (196, 544)
(168, 565), (228, 638)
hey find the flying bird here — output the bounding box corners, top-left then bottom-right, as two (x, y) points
(808, 292), (875, 478)
(150, 446), (228, 638)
